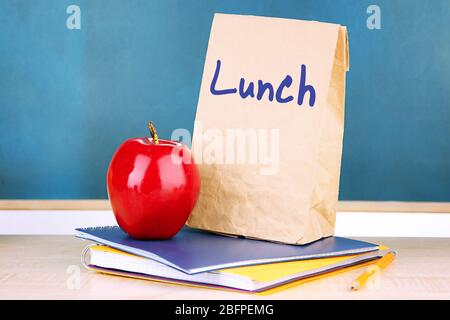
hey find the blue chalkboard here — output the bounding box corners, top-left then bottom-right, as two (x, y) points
(1, 0), (449, 201)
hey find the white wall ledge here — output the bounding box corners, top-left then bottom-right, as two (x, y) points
(0, 210), (449, 237)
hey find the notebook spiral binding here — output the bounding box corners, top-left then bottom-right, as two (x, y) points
(80, 225), (119, 232)
(78, 227), (120, 269)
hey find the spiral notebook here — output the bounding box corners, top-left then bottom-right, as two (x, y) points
(83, 244), (389, 293)
(75, 226), (379, 274)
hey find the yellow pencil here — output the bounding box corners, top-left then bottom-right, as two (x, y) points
(351, 251), (396, 291)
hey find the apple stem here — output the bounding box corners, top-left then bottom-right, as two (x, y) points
(147, 122), (159, 145)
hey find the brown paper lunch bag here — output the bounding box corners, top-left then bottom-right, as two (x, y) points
(187, 13), (349, 245)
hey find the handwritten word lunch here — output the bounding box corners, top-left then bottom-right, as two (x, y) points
(210, 59), (317, 107)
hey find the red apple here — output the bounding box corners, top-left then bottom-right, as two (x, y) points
(107, 122), (200, 239)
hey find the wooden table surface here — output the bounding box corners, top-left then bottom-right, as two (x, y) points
(1, 236), (449, 299)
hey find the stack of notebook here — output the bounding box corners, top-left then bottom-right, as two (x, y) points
(75, 226), (392, 294)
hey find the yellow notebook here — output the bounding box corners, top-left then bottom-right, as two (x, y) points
(83, 245), (391, 294)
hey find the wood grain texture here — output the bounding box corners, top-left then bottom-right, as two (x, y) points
(0, 200), (111, 210)
(0, 236), (449, 299)
(1, 200), (450, 213)
(338, 201), (450, 213)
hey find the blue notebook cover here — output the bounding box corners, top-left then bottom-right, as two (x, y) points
(75, 226), (378, 274)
